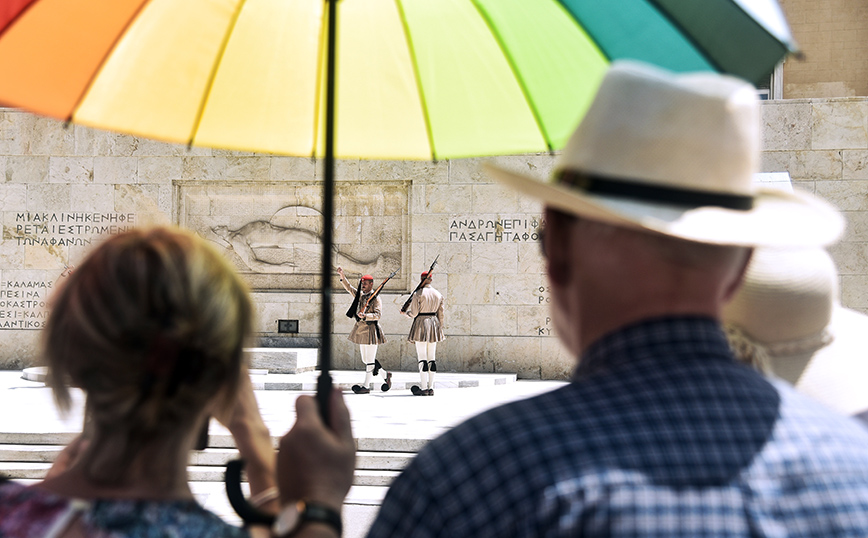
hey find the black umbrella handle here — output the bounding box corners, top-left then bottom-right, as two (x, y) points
(224, 459), (276, 526)
(316, 372), (333, 427)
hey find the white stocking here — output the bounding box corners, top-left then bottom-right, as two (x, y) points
(415, 341), (429, 387)
(360, 344), (378, 387)
(426, 342), (437, 389)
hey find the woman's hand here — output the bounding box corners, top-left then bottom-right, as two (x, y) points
(277, 389), (355, 511)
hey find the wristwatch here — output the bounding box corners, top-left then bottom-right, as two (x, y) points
(272, 500), (342, 537)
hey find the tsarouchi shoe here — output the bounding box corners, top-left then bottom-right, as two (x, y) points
(381, 372), (392, 392)
(425, 389), (434, 396)
(352, 385), (371, 394)
(411, 385), (425, 396)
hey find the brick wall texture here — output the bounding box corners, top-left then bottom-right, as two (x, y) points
(779, 0), (868, 98)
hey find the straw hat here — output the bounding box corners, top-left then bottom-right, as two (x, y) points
(723, 248), (868, 417)
(484, 61), (843, 247)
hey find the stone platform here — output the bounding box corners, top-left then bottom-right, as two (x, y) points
(22, 366), (517, 392)
(0, 370), (566, 537)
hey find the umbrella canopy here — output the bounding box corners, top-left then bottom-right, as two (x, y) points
(0, 0), (798, 421)
(0, 0), (795, 161)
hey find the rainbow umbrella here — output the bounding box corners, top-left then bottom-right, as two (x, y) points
(0, 0), (795, 159)
(0, 0), (797, 411)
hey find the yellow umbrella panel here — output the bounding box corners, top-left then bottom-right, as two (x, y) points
(0, 0), (608, 160)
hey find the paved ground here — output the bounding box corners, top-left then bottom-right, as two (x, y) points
(0, 370), (567, 537)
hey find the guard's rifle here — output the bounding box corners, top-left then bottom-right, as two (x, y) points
(400, 255), (439, 313)
(360, 270), (398, 317)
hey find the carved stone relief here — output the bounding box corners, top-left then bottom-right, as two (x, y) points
(176, 181), (408, 290)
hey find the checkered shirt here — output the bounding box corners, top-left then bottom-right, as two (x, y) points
(366, 316), (868, 537)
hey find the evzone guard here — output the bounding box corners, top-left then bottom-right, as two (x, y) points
(402, 257), (444, 396)
(338, 267), (393, 394)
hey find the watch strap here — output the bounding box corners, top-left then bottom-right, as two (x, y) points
(301, 501), (342, 536)
(273, 501), (342, 537)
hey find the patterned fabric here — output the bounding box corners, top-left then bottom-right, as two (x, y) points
(367, 316), (868, 538)
(406, 287), (445, 343)
(0, 481), (248, 538)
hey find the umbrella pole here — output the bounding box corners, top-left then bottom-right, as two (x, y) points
(316, 0), (338, 426)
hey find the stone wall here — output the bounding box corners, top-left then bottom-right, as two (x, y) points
(2, 96), (867, 377)
(0, 109), (573, 377)
(761, 97), (868, 314)
(778, 0), (868, 98)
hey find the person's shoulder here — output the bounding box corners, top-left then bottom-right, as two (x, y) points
(422, 383), (576, 458)
(0, 483), (68, 536)
(164, 501), (249, 537)
(0, 478), (26, 502)
(0, 480), (45, 504)
(93, 499), (249, 537)
(770, 379), (868, 463)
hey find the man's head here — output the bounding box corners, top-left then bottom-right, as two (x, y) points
(542, 207), (752, 354)
(361, 275), (374, 293)
(420, 271), (432, 285)
(487, 61), (843, 354)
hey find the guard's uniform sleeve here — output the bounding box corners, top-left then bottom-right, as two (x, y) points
(406, 289), (423, 318)
(364, 296), (382, 321)
(340, 277), (356, 295)
(436, 294), (445, 326)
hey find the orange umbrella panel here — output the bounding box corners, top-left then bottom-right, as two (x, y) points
(0, 0), (149, 120)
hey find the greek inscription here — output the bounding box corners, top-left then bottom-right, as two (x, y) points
(10, 212), (137, 246)
(0, 280), (52, 330)
(536, 316), (553, 336)
(448, 216), (543, 243)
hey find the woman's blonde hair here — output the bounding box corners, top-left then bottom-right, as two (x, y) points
(44, 227), (253, 483)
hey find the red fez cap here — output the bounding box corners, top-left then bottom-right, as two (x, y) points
(421, 271), (430, 280)
(362, 274), (374, 281)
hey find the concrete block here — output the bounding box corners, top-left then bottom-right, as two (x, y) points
(0, 184), (26, 210)
(48, 156), (93, 184)
(93, 156), (136, 184)
(812, 100), (868, 150)
(471, 183), (519, 213)
(5, 156), (48, 184)
(761, 101), (812, 151)
(245, 347), (318, 373)
(843, 150), (868, 180)
(471, 243), (517, 274)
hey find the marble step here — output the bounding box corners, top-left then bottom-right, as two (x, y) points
(0, 432), (430, 454)
(0, 461), (401, 487)
(22, 367), (517, 392)
(0, 445), (415, 472)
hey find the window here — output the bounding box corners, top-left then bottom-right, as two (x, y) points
(756, 61), (784, 100)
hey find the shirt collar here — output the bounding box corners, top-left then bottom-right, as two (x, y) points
(574, 316), (734, 380)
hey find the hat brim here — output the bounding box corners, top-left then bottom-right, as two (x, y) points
(484, 163), (844, 248)
(771, 307), (868, 416)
